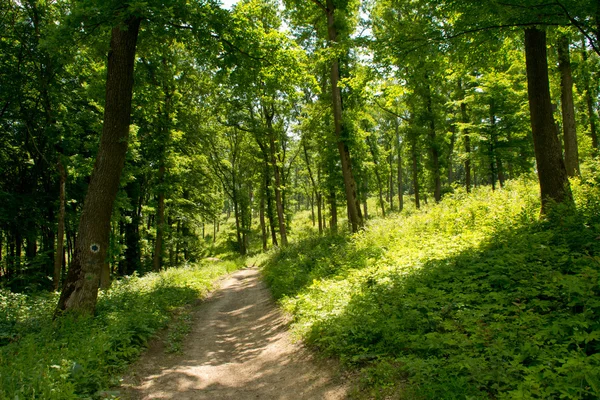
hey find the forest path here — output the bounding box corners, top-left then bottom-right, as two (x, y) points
(120, 267), (349, 399)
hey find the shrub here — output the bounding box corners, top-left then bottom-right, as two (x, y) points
(262, 177), (600, 399)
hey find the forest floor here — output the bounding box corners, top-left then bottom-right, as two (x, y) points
(119, 267), (351, 399)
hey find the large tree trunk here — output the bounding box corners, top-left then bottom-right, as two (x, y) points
(53, 160), (66, 290)
(325, 0), (363, 232)
(524, 28), (572, 213)
(56, 17), (141, 315)
(557, 35), (580, 176)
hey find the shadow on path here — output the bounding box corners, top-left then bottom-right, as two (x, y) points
(121, 268), (348, 400)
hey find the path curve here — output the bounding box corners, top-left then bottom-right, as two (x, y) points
(121, 267), (349, 399)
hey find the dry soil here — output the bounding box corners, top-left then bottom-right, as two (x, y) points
(120, 267), (349, 399)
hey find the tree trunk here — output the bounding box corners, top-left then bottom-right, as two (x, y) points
(396, 121), (403, 211)
(557, 35), (580, 176)
(56, 17), (141, 315)
(459, 79), (472, 193)
(425, 80), (441, 202)
(367, 136), (386, 217)
(153, 164), (166, 272)
(264, 161), (278, 247)
(267, 115), (287, 246)
(260, 195), (267, 251)
(524, 28), (572, 213)
(325, 0), (363, 232)
(329, 189), (337, 232)
(581, 39), (599, 151)
(410, 135), (420, 209)
(122, 182), (141, 275)
(448, 123), (456, 184)
(490, 101), (498, 191)
(53, 160), (66, 290)
(388, 151), (394, 211)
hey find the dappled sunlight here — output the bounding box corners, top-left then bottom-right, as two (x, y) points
(262, 178), (600, 398)
(122, 268), (348, 399)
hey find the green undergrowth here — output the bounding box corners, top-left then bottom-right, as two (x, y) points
(0, 258), (245, 399)
(262, 177), (600, 399)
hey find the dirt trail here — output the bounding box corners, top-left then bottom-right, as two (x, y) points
(121, 267), (349, 399)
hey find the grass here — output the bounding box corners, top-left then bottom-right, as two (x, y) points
(0, 258), (245, 399)
(261, 177), (600, 399)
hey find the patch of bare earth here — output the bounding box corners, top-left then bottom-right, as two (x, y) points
(120, 267), (350, 399)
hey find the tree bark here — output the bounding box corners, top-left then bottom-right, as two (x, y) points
(524, 28), (572, 213)
(425, 80), (441, 202)
(329, 189), (337, 232)
(56, 17), (141, 315)
(410, 134), (420, 209)
(266, 112), (287, 246)
(367, 136), (386, 217)
(153, 164), (166, 271)
(325, 0), (363, 232)
(53, 160), (66, 290)
(458, 79), (472, 193)
(581, 39), (599, 151)
(260, 195), (267, 251)
(557, 35), (580, 176)
(396, 120), (403, 211)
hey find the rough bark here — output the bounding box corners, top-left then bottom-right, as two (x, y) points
(524, 28), (572, 213)
(56, 17), (141, 315)
(557, 35), (580, 176)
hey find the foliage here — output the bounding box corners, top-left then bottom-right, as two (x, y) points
(0, 259), (244, 399)
(262, 177), (600, 399)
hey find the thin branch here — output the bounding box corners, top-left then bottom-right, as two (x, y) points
(309, 0), (328, 14)
(372, 97), (408, 121)
(554, 0), (600, 56)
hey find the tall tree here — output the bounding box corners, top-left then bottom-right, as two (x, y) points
(57, 14), (141, 314)
(557, 33), (580, 176)
(524, 28), (572, 212)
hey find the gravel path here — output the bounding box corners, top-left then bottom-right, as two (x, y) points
(120, 267), (349, 399)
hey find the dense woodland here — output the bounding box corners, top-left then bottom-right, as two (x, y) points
(1, 0), (600, 398)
